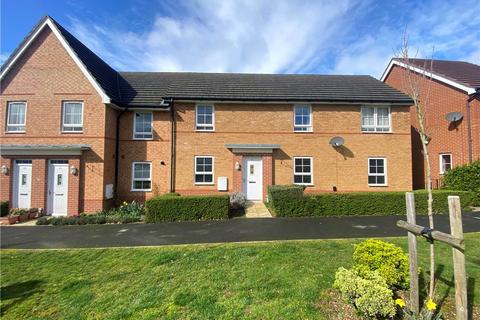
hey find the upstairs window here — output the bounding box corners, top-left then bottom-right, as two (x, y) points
(62, 101), (83, 132)
(293, 157), (313, 185)
(131, 162), (152, 191)
(196, 105), (214, 131)
(439, 153), (452, 174)
(294, 105), (312, 132)
(134, 112), (153, 139)
(368, 158), (387, 186)
(195, 156), (214, 184)
(361, 106), (390, 132)
(6, 102), (27, 132)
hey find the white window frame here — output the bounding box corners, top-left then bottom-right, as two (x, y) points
(133, 111), (153, 140)
(61, 101), (84, 133)
(439, 153), (453, 175)
(195, 104), (215, 131)
(293, 105), (313, 132)
(194, 156), (214, 185)
(368, 157), (388, 186)
(361, 106), (391, 133)
(131, 162), (152, 192)
(293, 156), (314, 186)
(6, 101), (27, 133)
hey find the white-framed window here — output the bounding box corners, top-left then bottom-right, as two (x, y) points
(439, 153), (452, 174)
(6, 102), (27, 132)
(361, 106), (391, 132)
(62, 101), (83, 132)
(293, 157), (313, 185)
(194, 156), (214, 184)
(196, 104), (214, 131)
(133, 112), (153, 139)
(131, 162), (152, 191)
(368, 157), (387, 186)
(294, 105), (312, 132)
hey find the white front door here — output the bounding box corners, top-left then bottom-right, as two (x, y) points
(13, 160), (32, 208)
(243, 157), (263, 200)
(48, 161), (69, 216)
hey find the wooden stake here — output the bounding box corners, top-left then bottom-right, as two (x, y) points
(448, 196), (468, 320)
(405, 192), (419, 314)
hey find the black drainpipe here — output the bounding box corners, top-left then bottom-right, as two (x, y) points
(114, 106), (128, 200)
(169, 98), (176, 193)
(466, 90), (480, 163)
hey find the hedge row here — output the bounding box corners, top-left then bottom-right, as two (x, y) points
(144, 195), (230, 222)
(36, 214), (141, 225)
(268, 185), (479, 217)
(444, 160), (480, 192)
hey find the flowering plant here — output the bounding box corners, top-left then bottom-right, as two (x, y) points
(396, 298), (442, 320)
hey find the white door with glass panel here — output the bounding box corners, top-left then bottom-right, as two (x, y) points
(243, 157), (263, 200)
(13, 160), (32, 208)
(48, 161), (69, 216)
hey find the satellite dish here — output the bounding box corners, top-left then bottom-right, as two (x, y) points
(445, 112), (463, 122)
(329, 136), (344, 147)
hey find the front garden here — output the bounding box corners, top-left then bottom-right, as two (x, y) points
(1, 234), (479, 319)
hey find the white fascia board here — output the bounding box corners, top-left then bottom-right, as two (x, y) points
(0, 18), (111, 103)
(381, 60), (476, 95)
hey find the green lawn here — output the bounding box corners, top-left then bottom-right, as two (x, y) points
(1, 234), (479, 319)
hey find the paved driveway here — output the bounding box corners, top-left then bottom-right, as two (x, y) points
(1, 212), (480, 249)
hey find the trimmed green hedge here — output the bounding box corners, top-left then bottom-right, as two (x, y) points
(268, 185), (478, 217)
(145, 195), (230, 222)
(444, 160), (480, 193)
(1, 201), (9, 217)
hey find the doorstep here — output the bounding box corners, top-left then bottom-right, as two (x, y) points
(245, 201), (273, 218)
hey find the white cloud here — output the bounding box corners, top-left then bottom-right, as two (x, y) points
(0, 52), (10, 65)
(68, 0), (358, 73)
(332, 0), (480, 78)
(66, 0), (480, 77)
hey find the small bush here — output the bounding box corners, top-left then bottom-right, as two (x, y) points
(334, 267), (396, 318)
(114, 200), (144, 217)
(36, 217), (49, 225)
(9, 208), (28, 216)
(145, 195), (230, 222)
(229, 192), (247, 209)
(353, 239), (409, 289)
(268, 185), (478, 217)
(444, 160), (480, 192)
(1, 201), (9, 217)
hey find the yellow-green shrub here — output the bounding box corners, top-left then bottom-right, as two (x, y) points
(334, 267), (396, 318)
(353, 239), (409, 289)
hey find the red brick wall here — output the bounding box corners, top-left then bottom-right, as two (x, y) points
(173, 102), (412, 197)
(0, 25), (111, 213)
(384, 64), (480, 188)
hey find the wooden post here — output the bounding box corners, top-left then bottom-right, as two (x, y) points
(448, 196), (468, 320)
(405, 192), (419, 314)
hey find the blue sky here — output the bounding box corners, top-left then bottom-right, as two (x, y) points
(1, 0), (479, 78)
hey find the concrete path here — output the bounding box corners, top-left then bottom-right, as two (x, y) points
(245, 201), (272, 218)
(1, 212), (479, 249)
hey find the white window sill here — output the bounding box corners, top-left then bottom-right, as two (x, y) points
(61, 131), (84, 134)
(368, 184), (388, 187)
(194, 183), (215, 186)
(131, 189), (152, 192)
(361, 129), (392, 134)
(195, 129), (215, 132)
(133, 137), (154, 141)
(5, 131), (26, 134)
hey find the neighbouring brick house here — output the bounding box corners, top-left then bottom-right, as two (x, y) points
(0, 16), (414, 216)
(382, 58), (480, 189)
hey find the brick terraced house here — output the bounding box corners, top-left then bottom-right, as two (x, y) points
(1, 16), (414, 216)
(382, 58), (480, 189)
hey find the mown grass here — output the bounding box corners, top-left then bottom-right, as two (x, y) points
(1, 233), (479, 319)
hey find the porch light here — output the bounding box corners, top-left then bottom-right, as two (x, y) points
(1, 165), (8, 175)
(235, 161), (241, 171)
(70, 165), (78, 175)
